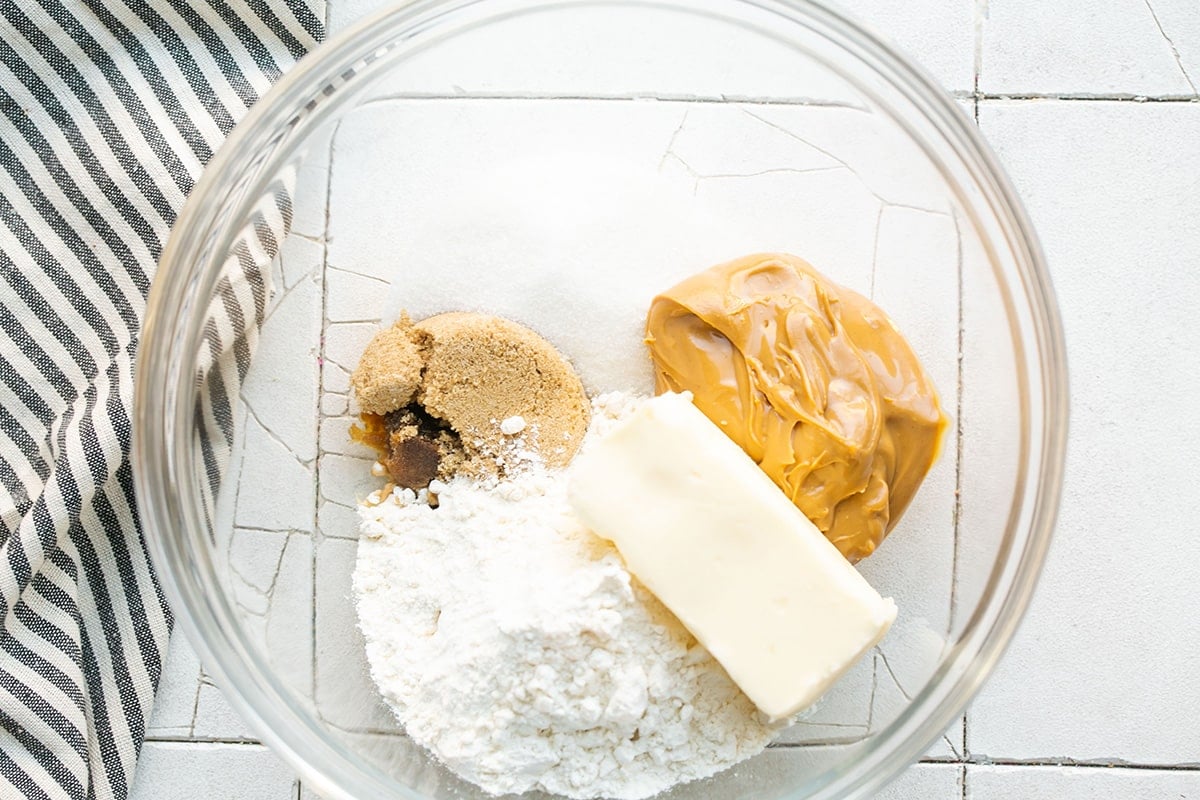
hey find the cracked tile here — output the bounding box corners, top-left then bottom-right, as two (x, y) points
(242, 271), (321, 463)
(1146, 0), (1200, 95)
(314, 538), (399, 731)
(130, 743), (296, 800)
(328, 98), (961, 397)
(212, 407), (249, 546)
(926, 715), (965, 761)
(192, 679), (259, 740)
(317, 452), (376, 509)
(320, 393), (348, 417)
(869, 648), (963, 762)
(235, 414), (316, 532)
(318, 499), (361, 541)
(147, 633), (203, 738)
(322, 362), (351, 395)
(737, 105), (956, 212)
(222, 528), (314, 700)
(290, 124), (334, 242)
(663, 105), (840, 178)
(229, 529), (290, 617)
(229, 529), (289, 590)
(267, 533), (315, 699)
(855, 206), (959, 713)
(325, 265), (390, 323)
(319, 415), (375, 459)
(774, 652), (873, 744)
(946, 208), (1018, 641)
(279, 234), (324, 292)
(867, 207), (961, 395)
(322, 322), (378, 375)
(982, 0), (1200, 95)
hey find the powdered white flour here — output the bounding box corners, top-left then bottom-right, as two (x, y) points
(353, 394), (777, 799)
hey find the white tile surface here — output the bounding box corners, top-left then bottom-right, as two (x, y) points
(192, 680), (258, 740)
(835, 0), (976, 92)
(968, 101), (1200, 762)
(982, 0), (1200, 96)
(313, 537), (398, 731)
(146, 633), (202, 738)
(332, 1), (859, 103)
(130, 743), (296, 800)
(968, 764), (1200, 798)
(878, 763), (962, 800)
(326, 0), (383, 32)
(330, 0), (977, 95)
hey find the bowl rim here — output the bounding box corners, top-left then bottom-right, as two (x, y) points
(133, 1), (1068, 799)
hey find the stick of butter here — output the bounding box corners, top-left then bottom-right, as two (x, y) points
(568, 392), (897, 722)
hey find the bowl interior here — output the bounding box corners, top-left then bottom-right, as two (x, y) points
(136, 2), (1063, 799)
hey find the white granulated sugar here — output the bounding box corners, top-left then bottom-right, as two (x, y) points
(381, 151), (758, 396)
(499, 415), (527, 435)
(354, 394), (777, 799)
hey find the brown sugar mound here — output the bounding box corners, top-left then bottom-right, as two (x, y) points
(350, 311), (591, 482)
(350, 314), (428, 416)
(414, 312), (591, 469)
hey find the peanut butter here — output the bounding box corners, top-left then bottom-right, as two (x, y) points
(645, 253), (948, 562)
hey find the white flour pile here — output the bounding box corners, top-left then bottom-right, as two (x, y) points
(353, 394), (777, 799)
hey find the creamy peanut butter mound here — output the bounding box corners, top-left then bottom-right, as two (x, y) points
(350, 311), (590, 487)
(645, 253), (948, 563)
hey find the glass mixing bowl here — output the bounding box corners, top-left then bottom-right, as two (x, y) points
(133, 1), (1067, 798)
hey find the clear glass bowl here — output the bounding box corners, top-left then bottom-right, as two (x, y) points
(133, 1), (1068, 798)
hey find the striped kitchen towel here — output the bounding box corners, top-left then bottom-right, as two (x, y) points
(0, 2), (324, 798)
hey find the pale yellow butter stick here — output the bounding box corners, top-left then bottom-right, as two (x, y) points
(568, 392), (897, 722)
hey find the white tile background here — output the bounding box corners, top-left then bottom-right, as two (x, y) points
(131, 1), (1200, 798)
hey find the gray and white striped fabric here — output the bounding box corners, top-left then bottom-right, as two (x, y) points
(0, 3), (323, 798)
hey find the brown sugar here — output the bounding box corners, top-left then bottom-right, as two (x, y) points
(379, 405), (466, 490)
(350, 311), (590, 481)
(415, 312), (591, 470)
(350, 314), (428, 416)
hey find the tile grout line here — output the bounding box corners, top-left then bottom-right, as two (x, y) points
(948, 202), (968, 778)
(311, 118), (339, 733)
(961, 716), (970, 800)
(976, 92), (1200, 102)
(145, 736), (264, 745)
(332, 88), (1200, 108)
(972, 0), (983, 123)
(963, 707), (969, 763)
(919, 757), (1200, 772)
(947, 209), (965, 639)
(295, 110), (339, 800)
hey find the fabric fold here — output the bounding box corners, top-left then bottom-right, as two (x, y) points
(0, 3), (324, 797)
